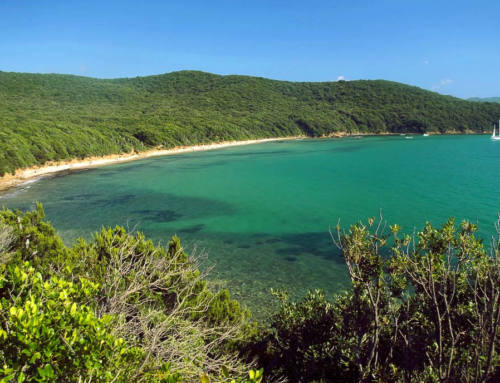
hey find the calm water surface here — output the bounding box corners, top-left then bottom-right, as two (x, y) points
(2, 135), (499, 316)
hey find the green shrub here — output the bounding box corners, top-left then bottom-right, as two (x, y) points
(0, 205), (257, 382)
(269, 290), (360, 381)
(252, 218), (500, 383)
(0, 204), (258, 382)
(0, 203), (69, 269)
(0, 261), (140, 382)
(70, 227), (253, 380)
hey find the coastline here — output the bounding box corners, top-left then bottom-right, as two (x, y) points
(0, 131), (486, 192)
(0, 137), (302, 192)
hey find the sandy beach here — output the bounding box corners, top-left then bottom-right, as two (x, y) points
(0, 131), (480, 192)
(0, 137), (302, 192)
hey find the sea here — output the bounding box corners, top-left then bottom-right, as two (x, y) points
(2, 135), (499, 317)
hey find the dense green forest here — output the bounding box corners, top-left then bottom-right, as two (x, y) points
(468, 97), (500, 103)
(1, 205), (498, 382)
(2, 70), (500, 176)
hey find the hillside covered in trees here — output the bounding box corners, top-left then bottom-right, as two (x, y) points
(1, 70), (500, 176)
(468, 97), (500, 103)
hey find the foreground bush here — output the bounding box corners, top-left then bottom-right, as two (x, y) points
(71, 227), (253, 380)
(0, 260), (142, 382)
(0, 206), (257, 382)
(3, 203), (498, 382)
(252, 218), (500, 382)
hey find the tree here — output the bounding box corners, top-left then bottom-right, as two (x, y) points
(257, 217), (500, 382)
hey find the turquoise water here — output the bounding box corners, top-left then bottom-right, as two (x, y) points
(1, 135), (499, 316)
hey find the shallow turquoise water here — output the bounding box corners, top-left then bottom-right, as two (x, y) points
(1, 135), (499, 315)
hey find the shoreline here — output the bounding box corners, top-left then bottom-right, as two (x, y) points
(0, 137), (302, 192)
(0, 131), (487, 192)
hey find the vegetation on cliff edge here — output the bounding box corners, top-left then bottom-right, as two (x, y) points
(0, 204), (498, 382)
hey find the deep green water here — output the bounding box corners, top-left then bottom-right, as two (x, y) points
(1, 135), (499, 316)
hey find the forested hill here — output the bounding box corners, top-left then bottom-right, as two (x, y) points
(468, 97), (500, 103)
(1, 70), (500, 175)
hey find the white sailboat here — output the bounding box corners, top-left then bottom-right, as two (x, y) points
(492, 120), (500, 140)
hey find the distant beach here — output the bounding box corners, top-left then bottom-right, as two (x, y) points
(0, 131), (483, 193)
(0, 137), (302, 192)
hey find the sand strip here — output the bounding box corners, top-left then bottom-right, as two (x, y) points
(1, 131), (482, 192)
(0, 137), (302, 192)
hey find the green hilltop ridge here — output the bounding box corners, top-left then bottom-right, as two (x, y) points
(468, 96), (500, 103)
(1, 69), (500, 175)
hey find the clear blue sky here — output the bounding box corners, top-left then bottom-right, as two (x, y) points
(1, 0), (498, 98)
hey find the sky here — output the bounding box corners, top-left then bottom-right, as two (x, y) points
(0, 0), (499, 98)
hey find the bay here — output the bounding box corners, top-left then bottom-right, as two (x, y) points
(2, 135), (499, 316)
